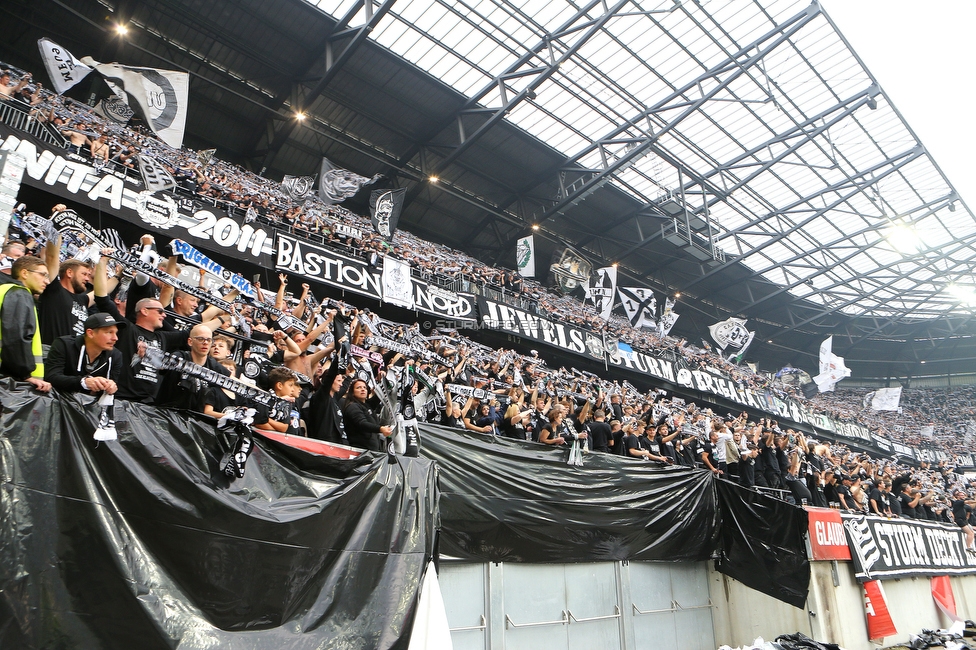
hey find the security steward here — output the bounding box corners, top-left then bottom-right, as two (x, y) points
(0, 256), (51, 392)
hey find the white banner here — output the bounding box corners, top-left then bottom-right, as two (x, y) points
(382, 256), (415, 309)
(814, 336), (851, 392)
(586, 266), (617, 321)
(81, 58), (189, 148)
(708, 317), (751, 350)
(659, 297), (678, 336)
(618, 286), (656, 329)
(516, 235), (535, 277)
(870, 386), (902, 412)
(137, 153), (176, 194)
(37, 38), (92, 94)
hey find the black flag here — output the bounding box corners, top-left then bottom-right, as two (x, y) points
(369, 188), (406, 241)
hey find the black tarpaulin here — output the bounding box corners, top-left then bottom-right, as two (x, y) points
(419, 424), (721, 563)
(0, 384), (438, 650)
(714, 479), (811, 609)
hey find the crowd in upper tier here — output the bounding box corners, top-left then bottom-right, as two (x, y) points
(1, 62), (974, 473)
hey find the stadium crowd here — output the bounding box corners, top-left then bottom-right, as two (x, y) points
(4, 62), (976, 536)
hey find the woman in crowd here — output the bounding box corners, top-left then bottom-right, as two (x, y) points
(342, 378), (392, 451)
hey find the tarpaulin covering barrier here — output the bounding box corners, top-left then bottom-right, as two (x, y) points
(0, 384), (438, 649)
(420, 424), (720, 562)
(714, 479), (811, 609)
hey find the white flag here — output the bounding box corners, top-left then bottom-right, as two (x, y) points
(516, 235), (535, 277)
(870, 386), (902, 411)
(585, 266), (617, 321)
(708, 317), (751, 350)
(813, 336), (851, 392)
(618, 286), (656, 329)
(81, 57), (188, 148)
(137, 154), (176, 194)
(920, 425), (934, 440)
(382, 256), (414, 309)
(37, 38), (92, 94)
(658, 297), (678, 336)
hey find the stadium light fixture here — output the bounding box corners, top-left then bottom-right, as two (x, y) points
(674, 292), (681, 298)
(531, 224), (539, 231)
(611, 262), (618, 268)
(885, 221), (922, 255)
(294, 111), (306, 121)
(115, 23), (128, 36)
(947, 284), (976, 307)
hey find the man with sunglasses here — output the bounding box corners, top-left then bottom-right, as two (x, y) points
(92, 255), (223, 403)
(154, 324), (230, 410)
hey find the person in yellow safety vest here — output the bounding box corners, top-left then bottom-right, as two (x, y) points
(0, 255), (52, 392)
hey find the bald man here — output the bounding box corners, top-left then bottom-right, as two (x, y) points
(154, 324), (230, 410)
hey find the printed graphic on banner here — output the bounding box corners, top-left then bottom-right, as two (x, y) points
(814, 336), (851, 393)
(516, 235), (535, 278)
(841, 512), (976, 581)
(0, 123), (273, 262)
(382, 256), (414, 309)
(618, 286), (656, 329)
(281, 175), (316, 201)
(81, 57), (189, 148)
(549, 246), (591, 294)
(708, 317), (751, 351)
(659, 296), (678, 336)
(37, 38), (92, 94)
(94, 95), (134, 124)
(585, 266), (617, 321)
(137, 154), (176, 194)
(866, 386), (902, 411)
(804, 507), (852, 561)
(319, 157), (381, 204)
(369, 188), (405, 240)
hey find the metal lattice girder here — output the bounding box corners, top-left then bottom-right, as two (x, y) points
(534, 3), (822, 225)
(681, 145), (925, 290)
(724, 193), (956, 312)
(256, 0), (397, 173)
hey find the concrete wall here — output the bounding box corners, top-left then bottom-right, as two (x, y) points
(710, 560), (976, 650)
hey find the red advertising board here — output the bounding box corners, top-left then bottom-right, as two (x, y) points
(805, 506), (852, 561)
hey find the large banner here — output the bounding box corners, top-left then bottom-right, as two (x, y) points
(478, 296), (607, 360)
(0, 122), (273, 263)
(277, 233), (476, 323)
(841, 513), (976, 581)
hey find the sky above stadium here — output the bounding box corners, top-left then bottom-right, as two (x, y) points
(825, 1), (976, 210)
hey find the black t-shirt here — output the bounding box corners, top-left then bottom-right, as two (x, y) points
(164, 310), (202, 332)
(868, 487), (885, 513)
(838, 485), (856, 511)
(700, 441), (717, 469)
(587, 420), (611, 452)
(952, 499), (971, 526)
(124, 278), (159, 322)
(155, 352), (230, 410)
(38, 280), (89, 344)
(623, 433), (642, 459)
(500, 418), (527, 441)
(887, 492), (902, 516)
(899, 492), (916, 519)
(823, 481), (839, 505)
(528, 409), (549, 443)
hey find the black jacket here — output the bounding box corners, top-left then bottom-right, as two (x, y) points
(342, 398), (385, 451)
(45, 334), (123, 393)
(0, 279), (39, 380)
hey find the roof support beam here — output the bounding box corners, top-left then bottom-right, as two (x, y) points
(256, 0), (397, 174)
(681, 145), (925, 290)
(534, 3), (821, 227)
(725, 193), (955, 311)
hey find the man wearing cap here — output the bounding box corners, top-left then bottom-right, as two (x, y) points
(45, 313), (123, 394)
(837, 474), (856, 511)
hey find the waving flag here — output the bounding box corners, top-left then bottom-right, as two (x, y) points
(618, 286), (656, 328)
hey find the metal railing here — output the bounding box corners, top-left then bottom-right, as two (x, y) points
(0, 100), (67, 147)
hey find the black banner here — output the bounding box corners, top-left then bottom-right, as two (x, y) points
(0, 384), (437, 649)
(0, 121), (273, 264)
(478, 296), (607, 360)
(277, 233), (477, 323)
(841, 512), (976, 581)
(419, 424), (720, 563)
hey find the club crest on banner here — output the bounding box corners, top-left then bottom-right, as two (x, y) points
(549, 247), (592, 294)
(135, 191), (180, 229)
(708, 317), (751, 350)
(618, 286), (656, 329)
(586, 266), (617, 321)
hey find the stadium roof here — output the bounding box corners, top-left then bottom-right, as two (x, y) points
(5, 0), (976, 378)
